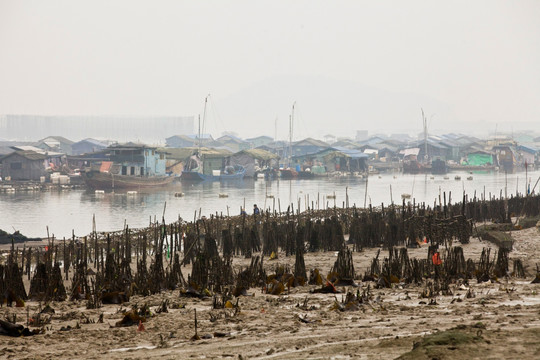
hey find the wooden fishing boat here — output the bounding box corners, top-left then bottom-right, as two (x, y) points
(83, 170), (174, 189)
(279, 168), (298, 179)
(81, 144), (173, 190)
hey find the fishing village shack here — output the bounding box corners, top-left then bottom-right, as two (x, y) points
(517, 145), (539, 169)
(291, 148), (333, 175)
(256, 140), (289, 161)
(415, 138), (450, 161)
(71, 138), (108, 155)
(212, 135), (250, 153)
(323, 147), (368, 173)
(291, 138), (329, 157)
(291, 147), (368, 175)
(245, 135), (273, 148)
(182, 147), (232, 178)
(465, 150), (495, 167)
(0, 150), (64, 181)
(230, 149), (280, 177)
(356, 134), (388, 148)
(157, 147), (194, 176)
(372, 143), (400, 161)
(37, 136), (75, 156)
(437, 137), (462, 162)
(165, 134), (213, 148)
(359, 142), (401, 173)
(492, 145), (519, 172)
(439, 134), (480, 163)
(329, 138), (359, 149)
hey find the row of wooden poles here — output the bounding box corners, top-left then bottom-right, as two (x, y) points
(1, 191), (538, 307)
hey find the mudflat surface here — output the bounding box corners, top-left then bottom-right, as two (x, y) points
(1, 228), (540, 359)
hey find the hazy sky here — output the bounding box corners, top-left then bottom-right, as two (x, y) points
(1, 0), (539, 140)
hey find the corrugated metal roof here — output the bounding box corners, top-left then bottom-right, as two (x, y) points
(293, 137), (329, 147)
(245, 135), (273, 142)
(332, 146), (369, 159)
(518, 144), (539, 153)
(216, 135), (246, 144)
(158, 147), (231, 160)
(0, 150), (48, 161)
(9, 145), (64, 156)
(75, 138), (108, 147)
(39, 136), (75, 145)
(109, 143), (160, 151)
(234, 149), (280, 161)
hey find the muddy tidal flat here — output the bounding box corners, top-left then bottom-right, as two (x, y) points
(1, 227), (540, 360)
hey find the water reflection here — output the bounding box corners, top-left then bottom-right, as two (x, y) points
(1, 170), (538, 239)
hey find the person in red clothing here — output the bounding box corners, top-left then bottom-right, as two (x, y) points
(432, 251), (442, 265)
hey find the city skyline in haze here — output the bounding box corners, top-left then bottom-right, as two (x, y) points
(1, 1), (539, 140)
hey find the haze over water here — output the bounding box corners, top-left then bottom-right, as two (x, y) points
(2, 170), (538, 239)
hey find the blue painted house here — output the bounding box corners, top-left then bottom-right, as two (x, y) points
(108, 143), (167, 176)
(291, 138), (329, 157)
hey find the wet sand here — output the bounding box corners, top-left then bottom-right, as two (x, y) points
(1, 228), (539, 359)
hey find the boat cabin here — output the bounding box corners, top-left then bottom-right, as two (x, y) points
(107, 143), (168, 176)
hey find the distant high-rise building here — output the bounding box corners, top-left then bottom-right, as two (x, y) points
(0, 115), (194, 144)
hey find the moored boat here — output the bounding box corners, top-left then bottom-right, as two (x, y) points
(83, 171), (174, 189)
(81, 143), (173, 190)
(279, 168), (298, 179)
(431, 158), (448, 175)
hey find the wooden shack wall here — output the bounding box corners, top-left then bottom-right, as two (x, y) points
(1, 153), (47, 180)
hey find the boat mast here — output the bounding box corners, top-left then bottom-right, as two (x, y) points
(197, 115), (201, 152)
(288, 102), (296, 168)
(201, 94), (210, 151)
(422, 108), (428, 164)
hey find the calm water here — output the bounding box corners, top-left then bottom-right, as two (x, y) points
(1, 170), (538, 239)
